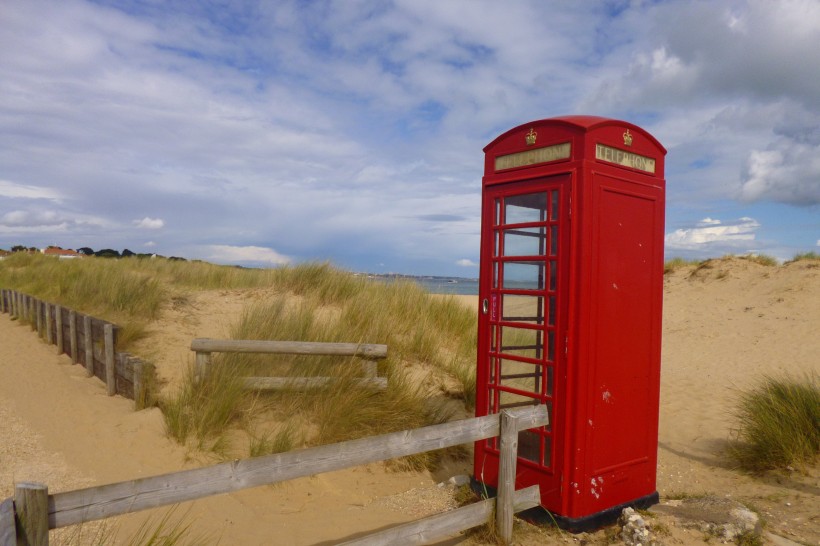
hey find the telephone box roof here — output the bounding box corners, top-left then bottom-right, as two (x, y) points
(485, 115), (667, 154)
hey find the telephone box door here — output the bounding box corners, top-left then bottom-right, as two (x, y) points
(474, 174), (570, 508)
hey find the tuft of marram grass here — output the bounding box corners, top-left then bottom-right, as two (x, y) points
(160, 361), (250, 453)
(663, 257), (703, 274)
(738, 253), (778, 267)
(788, 251), (820, 263)
(727, 373), (819, 473)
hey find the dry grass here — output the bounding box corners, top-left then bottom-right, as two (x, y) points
(727, 373), (819, 473)
(153, 263), (476, 465)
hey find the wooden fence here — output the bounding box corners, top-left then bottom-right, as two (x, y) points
(0, 289), (148, 405)
(191, 337), (388, 390)
(1, 405), (549, 546)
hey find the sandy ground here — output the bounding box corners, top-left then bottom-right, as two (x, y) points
(1, 257), (818, 545)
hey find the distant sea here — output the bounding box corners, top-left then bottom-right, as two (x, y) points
(364, 275), (479, 295)
(415, 277), (479, 295)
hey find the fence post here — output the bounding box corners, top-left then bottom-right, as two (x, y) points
(68, 311), (78, 364)
(497, 410), (520, 545)
(54, 306), (63, 355)
(195, 352), (212, 383)
(14, 482), (49, 546)
(104, 324), (116, 396)
(28, 297), (36, 331)
(133, 360), (144, 410)
(83, 316), (93, 377)
(35, 300), (42, 338)
(44, 305), (52, 345)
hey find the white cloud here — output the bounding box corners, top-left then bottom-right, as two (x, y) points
(665, 217), (760, 251)
(205, 245), (290, 266)
(134, 217), (165, 229)
(740, 141), (820, 205)
(0, 180), (62, 200)
(144, 241), (157, 247)
(456, 258), (477, 267)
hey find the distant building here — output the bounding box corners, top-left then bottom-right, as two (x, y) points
(41, 247), (84, 259)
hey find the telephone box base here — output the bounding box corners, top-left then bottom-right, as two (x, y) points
(471, 477), (659, 533)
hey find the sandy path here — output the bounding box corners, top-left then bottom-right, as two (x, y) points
(0, 316), (464, 545)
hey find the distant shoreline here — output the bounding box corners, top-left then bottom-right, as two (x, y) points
(360, 273), (479, 295)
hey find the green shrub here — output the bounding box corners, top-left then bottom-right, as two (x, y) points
(727, 374), (819, 473)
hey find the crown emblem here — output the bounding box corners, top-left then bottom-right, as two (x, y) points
(623, 129), (633, 146)
(525, 128), (537, 146)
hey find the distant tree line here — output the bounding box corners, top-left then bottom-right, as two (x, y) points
(2, 245), (187, 261)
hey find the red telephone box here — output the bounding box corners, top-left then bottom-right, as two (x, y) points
(473, 116), (666, 531)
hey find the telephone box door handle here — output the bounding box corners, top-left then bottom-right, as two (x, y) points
(482, 298), (489, 315)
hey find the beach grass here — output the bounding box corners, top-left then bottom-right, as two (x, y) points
(0, 252), (282, 349)
(0, 254), (477, 460)
(663, 257), (703, 274)
(727, 373), (819, 473)
(788, 251), (820, 263)
(154, 262), (476, 461)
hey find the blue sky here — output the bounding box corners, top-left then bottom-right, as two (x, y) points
(1, 0), (818, 275)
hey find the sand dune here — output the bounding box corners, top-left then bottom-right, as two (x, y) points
(1, 256), (817, 544)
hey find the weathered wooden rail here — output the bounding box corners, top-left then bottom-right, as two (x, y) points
(0, 289), (149, 405)
(191, 337), (389, 390)
(1, 405), (549, 546)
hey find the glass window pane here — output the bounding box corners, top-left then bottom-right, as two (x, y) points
(518, 430), (541, 463)
(543, 434), (552, 467)
(550, 226), (558, 256)
(550, 190), (559, 221)
(495, 198), (501, 225)
(546, 365), (554, 396)
(502, 294), (544, 324)
(499, 390), (539, 409)
(500, 326), (542, 359)
(547, 331), (555, 361)
(549, 261), (557, 291)
(504, 193), (547, 224)
(503, 261), (545, 290)
(503, 227), (546, 257)
(499, 359), (542, 395)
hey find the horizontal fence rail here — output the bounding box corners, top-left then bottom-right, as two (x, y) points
(2, 405), (549, 545)
(191, 337), (389, 391)
(0, 289), (149, 405)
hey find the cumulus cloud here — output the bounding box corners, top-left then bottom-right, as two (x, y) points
(206, 245), (290, 266)
(665, 217), (760, 252)
(740, 141), (820, 206)
(456, 258), (477, 267)
(134, 217), (165, 229)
